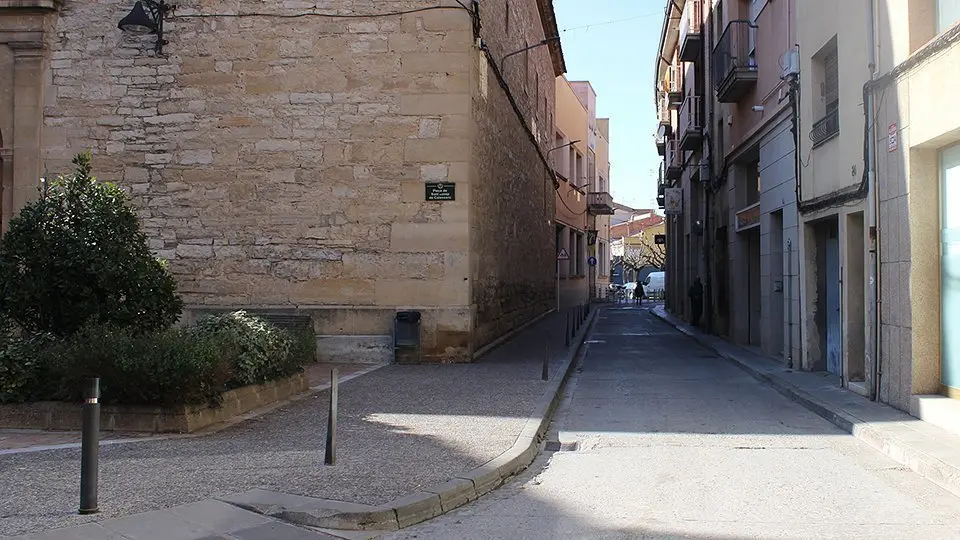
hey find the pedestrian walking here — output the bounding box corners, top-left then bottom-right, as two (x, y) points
(635, 279), (644, 305)
(688, 277), (704, 327)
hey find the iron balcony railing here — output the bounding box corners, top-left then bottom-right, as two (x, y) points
(665, 64), (683, 106)
(679, 0), (703, 55)
(658, 93), (671, 124)
(679, 95), (702, 137)
(665, 139), (682, 180)
(810, 100), (840, 147)
(712, 20), (757, 96)
(588, 191), (615, 215)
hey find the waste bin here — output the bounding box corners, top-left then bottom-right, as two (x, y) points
(394, 311), (422, 363)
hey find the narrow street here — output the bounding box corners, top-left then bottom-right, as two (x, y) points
(386, 306), (960, 540)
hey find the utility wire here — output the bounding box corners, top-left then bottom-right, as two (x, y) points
(174, 5), (471, 20)
(561, 11), (662, 33)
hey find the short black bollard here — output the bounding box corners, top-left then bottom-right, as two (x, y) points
(570, 309), (577, 338)
(324, 368), (339, 466)
(79, 378), (100, 515)
(541, 343), (549, 381)
(565, 312), (571, 347)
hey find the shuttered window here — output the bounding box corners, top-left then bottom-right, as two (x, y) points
(823, 49), (839, 109)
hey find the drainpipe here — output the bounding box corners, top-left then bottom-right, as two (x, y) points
(866, 0), (882, 400)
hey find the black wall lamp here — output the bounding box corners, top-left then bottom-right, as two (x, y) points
(118, 1), (175, 55)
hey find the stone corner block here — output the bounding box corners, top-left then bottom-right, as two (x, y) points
(279, 508), (399, 532)
(424, 478), (478, 512)
(387, 491), (443, 529)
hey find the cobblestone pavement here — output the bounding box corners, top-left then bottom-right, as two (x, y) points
(1, 309), (579, 537)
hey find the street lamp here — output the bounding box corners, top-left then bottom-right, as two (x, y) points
(118, 1), (174, 55)
(500, 36), (561, 74)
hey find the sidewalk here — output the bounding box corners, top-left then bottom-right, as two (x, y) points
(1, 307), (596, 538)
(652, 305), (960, 499)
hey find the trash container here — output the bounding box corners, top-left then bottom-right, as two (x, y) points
(394, 311), (422, 363)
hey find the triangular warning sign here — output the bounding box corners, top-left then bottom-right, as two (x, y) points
(557, 248), (569, 260)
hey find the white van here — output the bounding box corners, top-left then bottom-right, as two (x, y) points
(643, 271), (665, 298)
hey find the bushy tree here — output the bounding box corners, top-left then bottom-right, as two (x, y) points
(0, 152), (182, 336)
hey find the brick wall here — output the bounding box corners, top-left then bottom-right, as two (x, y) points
(470, 0), (557, 347)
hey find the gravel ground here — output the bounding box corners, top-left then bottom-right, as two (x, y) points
(0, 309), (578, 536)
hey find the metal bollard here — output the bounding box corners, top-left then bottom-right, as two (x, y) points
(565, 312), (571, 347)
(570, 309), (577, 338)
(79, 378), (100, 515)
(324, 368), (339, 466)
(542, 342), (549, 381)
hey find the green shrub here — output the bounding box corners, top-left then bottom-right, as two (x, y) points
(37, 323), (235, 407)
(194, 311), (310, 386)
(0, 318), (56, 403)
(0, 152), (182, 337)
(288, 325), (318, 367)
(0, 312), (315, 407)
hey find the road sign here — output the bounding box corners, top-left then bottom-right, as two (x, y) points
(557, 248), (569, 261)
(588, 256), (597, 266)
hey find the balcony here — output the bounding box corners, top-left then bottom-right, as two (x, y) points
(665, 64), (683, 108)
(713, 20), (758, 103)
(678, 95), (702, 151)
(656, 95), (673, 156)
(665, 139), (682, 181)
(679, 0), (703, 62)
(810, 100), (840, 148)
(657, 170), (666, 209)
(588, 191), (615, 215)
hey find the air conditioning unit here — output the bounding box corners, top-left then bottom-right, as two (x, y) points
(780, 49), (799, 78)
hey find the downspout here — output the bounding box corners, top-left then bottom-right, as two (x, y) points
(703, 1), (714, 334)
(866, 0), (881, 400)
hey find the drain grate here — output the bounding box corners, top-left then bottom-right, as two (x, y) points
(544, 440), (580, 452)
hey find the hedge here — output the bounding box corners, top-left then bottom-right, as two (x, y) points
(0, 312), (317, 407)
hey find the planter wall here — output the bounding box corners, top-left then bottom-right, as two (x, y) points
(0, 373), (309, 434)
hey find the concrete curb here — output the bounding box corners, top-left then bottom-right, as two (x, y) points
(651, 306), (960, 499)
(236, 308), (600, 532)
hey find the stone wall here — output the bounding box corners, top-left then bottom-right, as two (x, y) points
(470, 0), (556, 348)
(24, 0), (557, 362)
(38, 0), (483, 360)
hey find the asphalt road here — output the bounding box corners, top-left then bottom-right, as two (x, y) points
(384, 305), (960, 540)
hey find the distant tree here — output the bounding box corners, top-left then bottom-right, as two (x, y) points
(0, 152), (182, 336)
(621, 237), (666, 272)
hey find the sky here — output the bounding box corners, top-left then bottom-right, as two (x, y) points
(553, 0), (664, 211)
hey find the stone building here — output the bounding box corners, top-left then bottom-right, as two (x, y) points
(0, 0), (565, 362)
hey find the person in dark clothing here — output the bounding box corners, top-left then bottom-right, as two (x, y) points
(634, 279), (644, 305)
(688, 277), (704, 327)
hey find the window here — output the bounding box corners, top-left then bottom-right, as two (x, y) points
(811, 38), (840, 147)
(938, 0), (960, 34)
(599, 175), (607, 192)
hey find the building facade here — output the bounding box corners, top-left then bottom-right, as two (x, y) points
(796, 0), (874, 393)
(552, 76), (613, 308)
(868, 1), (960, 425)
(0, 0), (565, 363)
(656, 0), (800, 361)
(657, 0), (960, 428)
